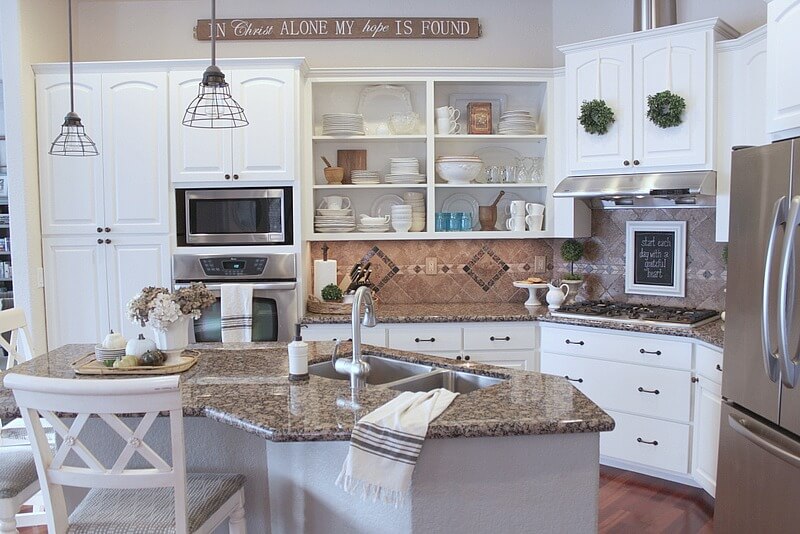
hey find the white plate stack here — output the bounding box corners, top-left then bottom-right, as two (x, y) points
(403, 192), (426, 232)
(357, 215), (391, 233)
(386, 157), (425, 184)
(498, 110), (537, 135)
(350, 170), (381, 184)
(314, 207), (355, 233)
(322, 113), (365, 136)
(390, 204), (413, 233)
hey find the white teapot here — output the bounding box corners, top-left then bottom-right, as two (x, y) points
(545, 283), (570, 310)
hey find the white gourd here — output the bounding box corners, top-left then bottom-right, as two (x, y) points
(102, 330), (127, 350)
(126, 333), (157, 357)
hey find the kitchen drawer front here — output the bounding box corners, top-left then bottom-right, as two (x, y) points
(303, 325), (386, 346)
(540, 352), (692, 422)
(540, 325), (692, 369)
(467, 350), (536, 371)
(463, 324), (535, 351)
(695, 344), (724, 384)
(601, 410), (690, 474)
(387, 325), (462, 352)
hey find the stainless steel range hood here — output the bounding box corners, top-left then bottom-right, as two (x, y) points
(553, 170), (716, 209)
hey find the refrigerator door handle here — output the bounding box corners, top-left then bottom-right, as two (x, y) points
(762, 196), (788, 383)
(729, 412), (800, 469)
(778, 196), (800, 388)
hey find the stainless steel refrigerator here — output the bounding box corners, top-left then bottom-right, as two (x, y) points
(715, 139), (800, 532)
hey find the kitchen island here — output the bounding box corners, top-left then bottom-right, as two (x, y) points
(0, 342), (614, 533)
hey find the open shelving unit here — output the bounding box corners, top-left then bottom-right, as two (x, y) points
(303, 72), (556, 241)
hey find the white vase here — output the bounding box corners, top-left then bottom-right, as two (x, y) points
(153, 315), (190, 365)
(545, 283), (570, 310)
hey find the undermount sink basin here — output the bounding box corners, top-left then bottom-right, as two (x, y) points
(309, 353), (507, 394)
(389, 370), (506, 394)
(308, 354), (433, 385)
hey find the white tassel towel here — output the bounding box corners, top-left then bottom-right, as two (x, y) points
(220, 284), (253, 343)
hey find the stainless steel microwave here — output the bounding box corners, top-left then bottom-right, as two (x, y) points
(176, 187), (293, 246)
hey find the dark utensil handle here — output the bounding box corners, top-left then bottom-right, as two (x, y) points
(565, 375), (583, 383)
(415, 337), (436, 343)
(490, 336), (511, 341)
(638, 387), (660, 395)
(565, 339), (585, 346)
(640, 349), (662, 355)
(637, 437), (658, 446)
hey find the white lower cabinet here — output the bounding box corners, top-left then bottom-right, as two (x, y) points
(301, 324), (387, 346)
(601, 409), (691, 474)
(466, 350), (535, 371)
(692, 343), (724, 497)
(387, 325), (462, 353)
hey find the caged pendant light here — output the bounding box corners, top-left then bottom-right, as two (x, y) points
(183, 0), (248, 128)
(49, 0), (99, 157)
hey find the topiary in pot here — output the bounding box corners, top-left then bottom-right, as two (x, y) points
(560, 239), (584, 280)
(321, 283), (343, 302)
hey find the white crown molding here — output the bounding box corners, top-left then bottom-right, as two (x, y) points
(716, 24), (767, 51)
(557, 18), (740, 54)
(306, 66), (557, 80)
(32, 57), (310, 75)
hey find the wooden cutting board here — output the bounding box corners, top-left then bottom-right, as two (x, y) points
(337, 149), (367, 185)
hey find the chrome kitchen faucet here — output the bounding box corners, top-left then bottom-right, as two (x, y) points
(331, 285), (376, 389)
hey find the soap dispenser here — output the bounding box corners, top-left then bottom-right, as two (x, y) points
(288, 324), (309, 381)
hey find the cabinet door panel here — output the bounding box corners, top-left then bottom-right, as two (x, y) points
(37, 74), (104, 235)
(692, 379), (721, 496)
(633, 33), (708, 169)
(104, 236), (171, 341)
(169, 70), (232, 182)
(102, 73), (169, 233)
(565, 45), (633, 174)
(467, 350), (535, 371)
(231, 69), (296, 181)
(43, 237), (108, 349)
(767, 0), (800, 137)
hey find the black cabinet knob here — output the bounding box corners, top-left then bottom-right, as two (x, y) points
(96, 227), (103, 233)
(104, 227), (111, 233)
(456, 356), (462, 361)
(633, 159), (640, 166)
(464, 355), (470, 361)
(623, 160), (630, 166)
(716, 364), (723, 372)
(97, 238), (103, 244)
(691, 376), (700, 383)
(233, 174), (240, 180)
(225, 174), (231, 180)
(104, 239), (111, 244)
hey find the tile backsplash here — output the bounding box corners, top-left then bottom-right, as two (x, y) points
(309, 208), (726, 310)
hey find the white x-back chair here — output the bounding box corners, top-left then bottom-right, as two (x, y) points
(0, 308), (34, 371)
(3, 373), (247, 533)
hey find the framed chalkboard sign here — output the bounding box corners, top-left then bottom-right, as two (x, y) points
(625, 221), (686, 297)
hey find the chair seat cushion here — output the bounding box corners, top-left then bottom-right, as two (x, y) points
(67, 473), (245, 534)
(0, 447), (39, 499)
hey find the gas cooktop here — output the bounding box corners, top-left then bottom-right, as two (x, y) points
(550, 301), (720, 328)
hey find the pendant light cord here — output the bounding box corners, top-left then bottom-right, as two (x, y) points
(68, 0), (75, 113)
(210, 0), (216, 67)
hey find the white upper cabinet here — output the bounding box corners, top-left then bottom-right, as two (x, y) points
(170, 67), (297, 183)
(101, 73), (169, 233)
(36, 74), (104, 235)
(561, 19), (736, 176)
(565, 45), (633, 173)
(766, 0), (800, 140)
(231, 69), (296, 182)
(168, 70), (233, 182)
(632, 33), (708, 170)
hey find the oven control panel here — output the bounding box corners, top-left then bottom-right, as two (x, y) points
(199, 257), (267, 277)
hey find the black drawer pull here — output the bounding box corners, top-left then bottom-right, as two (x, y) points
(716, 364), (723, 372)
(565, 339), (585, 346)
(638, 387), (660, 395)
(490, 336), (511, 341)
(333, 338), (352, 342)
(415, 337), (435, 343)
(639, 349), (662, 356)
(565, 375), (584, 383)
(637, 437), (658, 446)
(691, 376), (699, 383)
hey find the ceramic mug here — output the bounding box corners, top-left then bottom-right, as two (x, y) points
(435, 106), (460, 122)
(505, 216), (526, 232)
(320, 196), (351, 210)
(525, 203), (545, 216)
(525, 214), (544, 231)
(436, 118), (461, 135)
(509, 200), (527, 217)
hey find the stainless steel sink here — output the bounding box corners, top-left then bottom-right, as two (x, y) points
(308, 354), (433, 385)
(388, 370), (506, 394)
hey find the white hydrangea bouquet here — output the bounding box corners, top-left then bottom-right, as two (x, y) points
(127, 283), (215, 331)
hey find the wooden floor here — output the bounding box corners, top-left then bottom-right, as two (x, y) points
(18, 466), (714, 533)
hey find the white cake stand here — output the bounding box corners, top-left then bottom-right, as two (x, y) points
(513, 281), (548, 307)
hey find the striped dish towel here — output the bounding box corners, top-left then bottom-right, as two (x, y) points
(336, 388), (458, 507)
(220, 284), (253, 343)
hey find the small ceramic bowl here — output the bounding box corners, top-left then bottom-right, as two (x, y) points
(388, 112), (419, 135)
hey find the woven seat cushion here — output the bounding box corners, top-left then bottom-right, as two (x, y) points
(0, 448), (38, 499)
(67, 473), (245, 534)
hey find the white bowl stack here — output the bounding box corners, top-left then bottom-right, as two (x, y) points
(499, 110), (537, 135)
(403, 192), (426, 232)
(322, 113), (365, 136)
(390, 204), (413, 233)
(387, 157), (425, 184)
(314, 207), (355, 233)
(357, 214), (391, 233)
(350, 170), (381, 184)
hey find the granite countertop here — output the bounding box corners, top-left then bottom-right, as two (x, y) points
(302, 302), (725, 349)
(0, 342), (614, 443)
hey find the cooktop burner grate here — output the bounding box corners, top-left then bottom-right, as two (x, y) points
(551, 301), (720, 328)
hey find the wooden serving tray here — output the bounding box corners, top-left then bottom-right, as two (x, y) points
(71, 350), (199, 376)
(307, 296), (353, 315)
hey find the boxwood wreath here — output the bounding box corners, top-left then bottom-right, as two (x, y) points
(646, 90), (686, 129)
(578, 99), (615, 135)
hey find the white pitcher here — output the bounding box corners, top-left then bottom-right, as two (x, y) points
(545, 283), (570, 310)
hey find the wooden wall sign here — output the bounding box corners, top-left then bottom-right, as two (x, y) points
(194, 18), (481, 41)
(625, 221), (686, 297)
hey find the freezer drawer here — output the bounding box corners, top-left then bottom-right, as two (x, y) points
(715, 402), (800, 533)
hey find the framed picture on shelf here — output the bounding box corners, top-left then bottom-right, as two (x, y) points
(625, 221), (686, 297)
